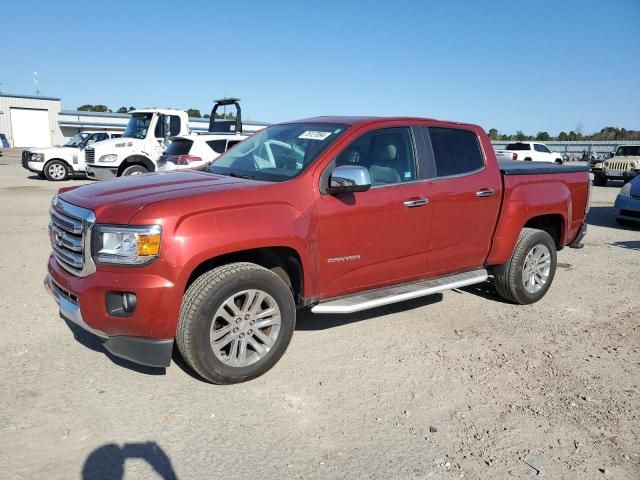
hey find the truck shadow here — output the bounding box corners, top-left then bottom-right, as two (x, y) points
(587, 206), (640, 230)
(82, 441), (178, 480)
(609, 240), (640, 251)
(63, 318), (166, 376)
(458, 281), (513, 304)
(296, 294), (443, 330)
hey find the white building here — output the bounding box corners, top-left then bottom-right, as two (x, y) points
(0, 93), (268, 148)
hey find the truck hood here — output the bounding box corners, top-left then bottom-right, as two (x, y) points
(59, 171), (253, 223)
(27, 146), (76, 155)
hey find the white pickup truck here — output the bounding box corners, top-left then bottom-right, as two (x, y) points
(495, 142), (563, 164)
(21, 131), (121, 180)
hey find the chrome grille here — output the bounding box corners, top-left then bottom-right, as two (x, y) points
(49, 198), (96, 277)
(85, 148), (95, 163)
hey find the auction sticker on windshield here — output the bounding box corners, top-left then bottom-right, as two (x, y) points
(299, 131), (333, 141)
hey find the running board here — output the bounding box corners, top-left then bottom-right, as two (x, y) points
(311, 269), (488, 314)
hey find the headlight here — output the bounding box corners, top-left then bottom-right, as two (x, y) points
(618, 182), (632, 198)
(99, 154), (118, 163)
(92, 225), (161, 265)
(30, 153), (44, 161)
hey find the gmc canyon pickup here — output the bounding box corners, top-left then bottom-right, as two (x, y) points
(45, 116), (590, 384)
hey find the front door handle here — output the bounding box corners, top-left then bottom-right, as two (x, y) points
(403, 198), (429, 208)
(476, 189), (496, 198)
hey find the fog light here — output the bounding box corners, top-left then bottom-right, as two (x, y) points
(106, 291), (137, 317)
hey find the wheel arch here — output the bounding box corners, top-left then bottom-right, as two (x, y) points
(523, 214), (565, 248)
(118, 155), (155, 175)
(184, 246), (306, 306)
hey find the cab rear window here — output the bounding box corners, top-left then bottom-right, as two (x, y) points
(165, 139), (193, 155)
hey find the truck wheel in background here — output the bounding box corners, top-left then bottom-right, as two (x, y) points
(43, 160), (69, 181)
(121, 164), (149, 176)
(554, 158), (563, 164)
(177, 262), (296, 384)
(493, 228), (557, 305)
(592, 174), (607, 186)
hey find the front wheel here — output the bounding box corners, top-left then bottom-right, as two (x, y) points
(43, 160), (69, 181)
(177, 262), (296, 384)
(121, 164), (149, 176)
(493, 228), (557, 305)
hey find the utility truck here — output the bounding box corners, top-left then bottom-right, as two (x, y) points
(85, 109), (189, 180)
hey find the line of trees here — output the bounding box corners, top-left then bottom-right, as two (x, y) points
(488, 127), (640, 142)
(76, 105), (235, 120)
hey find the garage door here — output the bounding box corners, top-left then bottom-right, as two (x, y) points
(10, 108), (50, 147)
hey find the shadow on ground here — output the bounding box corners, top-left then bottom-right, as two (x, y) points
(63, 318), (165, 376)
(296, 293), (443, 330)
(82, 442), (178, 480)
(609, 240), (640, 251)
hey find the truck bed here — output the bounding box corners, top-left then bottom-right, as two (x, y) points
(499, 160), (588, 175)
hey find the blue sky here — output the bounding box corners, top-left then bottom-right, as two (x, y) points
(3, 0), (639, 135)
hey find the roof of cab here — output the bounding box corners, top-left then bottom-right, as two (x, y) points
(286, 115), (482, 131)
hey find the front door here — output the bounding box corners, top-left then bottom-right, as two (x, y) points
(316, 127), (433, 299)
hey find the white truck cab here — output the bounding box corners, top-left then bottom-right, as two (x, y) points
(85, 109), (189, 180)
(21, 131), (121, 181)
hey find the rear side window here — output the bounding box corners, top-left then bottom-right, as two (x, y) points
(164, 139), (193, 155)
(506, 143), (530, 151)
(207, 139), (227, 154)
(429, 127), (484, 177)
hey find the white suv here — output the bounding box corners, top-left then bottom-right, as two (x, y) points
(495, 142), (563, 164)
(156, 133), (248, 171)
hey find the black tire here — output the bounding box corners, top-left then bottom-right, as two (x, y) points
(493, 228), (557, 305)
(177, 262), (296, 384)
(43, 159), (69, 181)
(554, 158), (563, 165)
(121, 164), (149, 176)
(593, 174), (607, 186)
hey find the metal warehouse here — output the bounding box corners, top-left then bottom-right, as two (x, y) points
(0, 93), (267, 148)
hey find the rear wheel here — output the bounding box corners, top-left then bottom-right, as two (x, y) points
(593, 174), (607, 186)
(177, 262), (296, 384)
(43, 160), (69, 181)
(121, 164), (149, 176)
(493, 228), (557, 305)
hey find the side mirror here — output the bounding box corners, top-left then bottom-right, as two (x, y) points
(327, 165), (371, 194)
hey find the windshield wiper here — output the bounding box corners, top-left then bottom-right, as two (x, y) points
(227, 172), (256, 180)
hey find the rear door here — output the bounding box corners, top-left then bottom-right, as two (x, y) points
(423, 126), (501, 276)
(316, 126), (434, 298)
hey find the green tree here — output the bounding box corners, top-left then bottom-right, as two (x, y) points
(187, 109), (202, 118)
(515, 130), (526, 141)
(203, 114), (210, 118)
(488, 128), (499, 140)
(535, 131), (550, 141)
(77, 104), (110, 112)
(116, 107), (129, 113)
(558, 131), (568, 141)
(128, 106), (136, 111)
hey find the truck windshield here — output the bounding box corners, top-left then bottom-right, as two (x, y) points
(207, 123), (348, 182)
(123, 113), (153, 139)
(64, 133), (90, 147)
(616, 146), (640, 156)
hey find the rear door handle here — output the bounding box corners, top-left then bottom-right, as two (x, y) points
(476, 189), (496, 198)
(403, 198), (429, 208)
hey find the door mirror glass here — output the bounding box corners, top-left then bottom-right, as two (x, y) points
(327, 165), (371, 194)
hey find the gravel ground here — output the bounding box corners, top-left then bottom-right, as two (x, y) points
(0, 151), (638, 479)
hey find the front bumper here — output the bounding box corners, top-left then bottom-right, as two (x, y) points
(45, 256), (177, 368)
(86, 164), (118, 181)
(614, 195), (640, 223)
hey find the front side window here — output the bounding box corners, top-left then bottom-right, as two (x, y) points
(123, 113), (153, 139)
(208, 123), (347, 182)
(155, 115), (181, 138)
(429, 127), (484, 177)
(534, 144), (550, 153)
(335, 127), (417, 185)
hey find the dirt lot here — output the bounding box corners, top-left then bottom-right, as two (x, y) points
(0, 151), (638, 479)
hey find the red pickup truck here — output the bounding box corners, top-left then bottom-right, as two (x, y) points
(45, 116), (590, 384)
